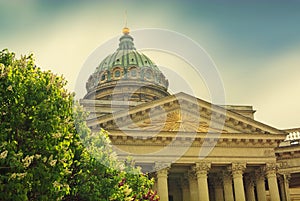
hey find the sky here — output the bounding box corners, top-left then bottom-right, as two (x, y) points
(1, 0), (300, 130)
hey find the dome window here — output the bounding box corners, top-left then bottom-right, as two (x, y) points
(116, 59), (120, 62)
(130, 69), (137, 77)
(114, 70), (121, 78)
(131, 58), (134, 62)
(145, 70), (153, 80)
(145, 60), (148, 64)
(101, 74), (106, 81)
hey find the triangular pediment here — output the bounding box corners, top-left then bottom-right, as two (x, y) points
(89, 92), (283, 134)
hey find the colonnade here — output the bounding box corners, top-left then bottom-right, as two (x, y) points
(154, 162), (291, 201)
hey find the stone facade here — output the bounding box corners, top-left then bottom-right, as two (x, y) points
(81, 28), (300, 201)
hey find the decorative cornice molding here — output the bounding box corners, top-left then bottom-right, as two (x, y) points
(105, 131), (284, 149)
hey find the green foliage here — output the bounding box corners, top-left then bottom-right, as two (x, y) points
(0, 49), (74, 200)
(0, 49), (159, 201)
(65, 104), (159, 201)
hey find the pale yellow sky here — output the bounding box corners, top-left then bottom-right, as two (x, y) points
(1, 1), (300, 130)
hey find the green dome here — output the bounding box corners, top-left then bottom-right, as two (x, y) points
(95, 34), (160, 74)
(85, 29), (169, 101)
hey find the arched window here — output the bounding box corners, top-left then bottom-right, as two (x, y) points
(101, 74), (106, 81)
(145, 70), (153, 80)
(130, 69), (137, 77)
(114, 70), (121, 78)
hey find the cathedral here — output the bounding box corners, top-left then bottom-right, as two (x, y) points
(80, 27), (300, 201)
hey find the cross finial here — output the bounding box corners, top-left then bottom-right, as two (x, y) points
(122, 10), (130, 35)
(124, 9), (128, 28)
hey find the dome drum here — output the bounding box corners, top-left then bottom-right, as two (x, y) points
(84, 79), (169, 102)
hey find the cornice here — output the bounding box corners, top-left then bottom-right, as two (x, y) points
(104, 130), (285, 148)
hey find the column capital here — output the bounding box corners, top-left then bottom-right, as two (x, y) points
(155, 162), (170, 177)
(188, 169), (197, 180)
(222, 169), (232, 181)
(154, 162), (170, 171)
(255, 166), (265, 180)
(231, 162), (246, 176)
(278, 173), (291, 184)
(265, 162), (277, 178)
(285, 173), (291, 181)
(194, 161), (211, 176)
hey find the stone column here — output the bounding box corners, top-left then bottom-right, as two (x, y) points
(255, 168), (267, 201)
(283, 174), (291, 201)
(208, 180), (215, 201)
(195, 162), (211, 201)
(278, 175), (286, 201)
(278, 173), (291, 201)
(222, 170), (234, 201)
(245, 174), (255, 201)
(231, 163), (246, 201)
(265, 163), (280, 201)
(182, 176), (190, 201)
(212, 175), (224, 201)
(188, 169), (199, 201)
(155, 163), (170, 201)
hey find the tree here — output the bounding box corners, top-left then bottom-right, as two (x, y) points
(66, 104), (159, 201)
(0, 49), (159, 201)
(0, 49), (75, 200)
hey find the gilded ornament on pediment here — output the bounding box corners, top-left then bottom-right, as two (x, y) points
(125, 110), (227, 133)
